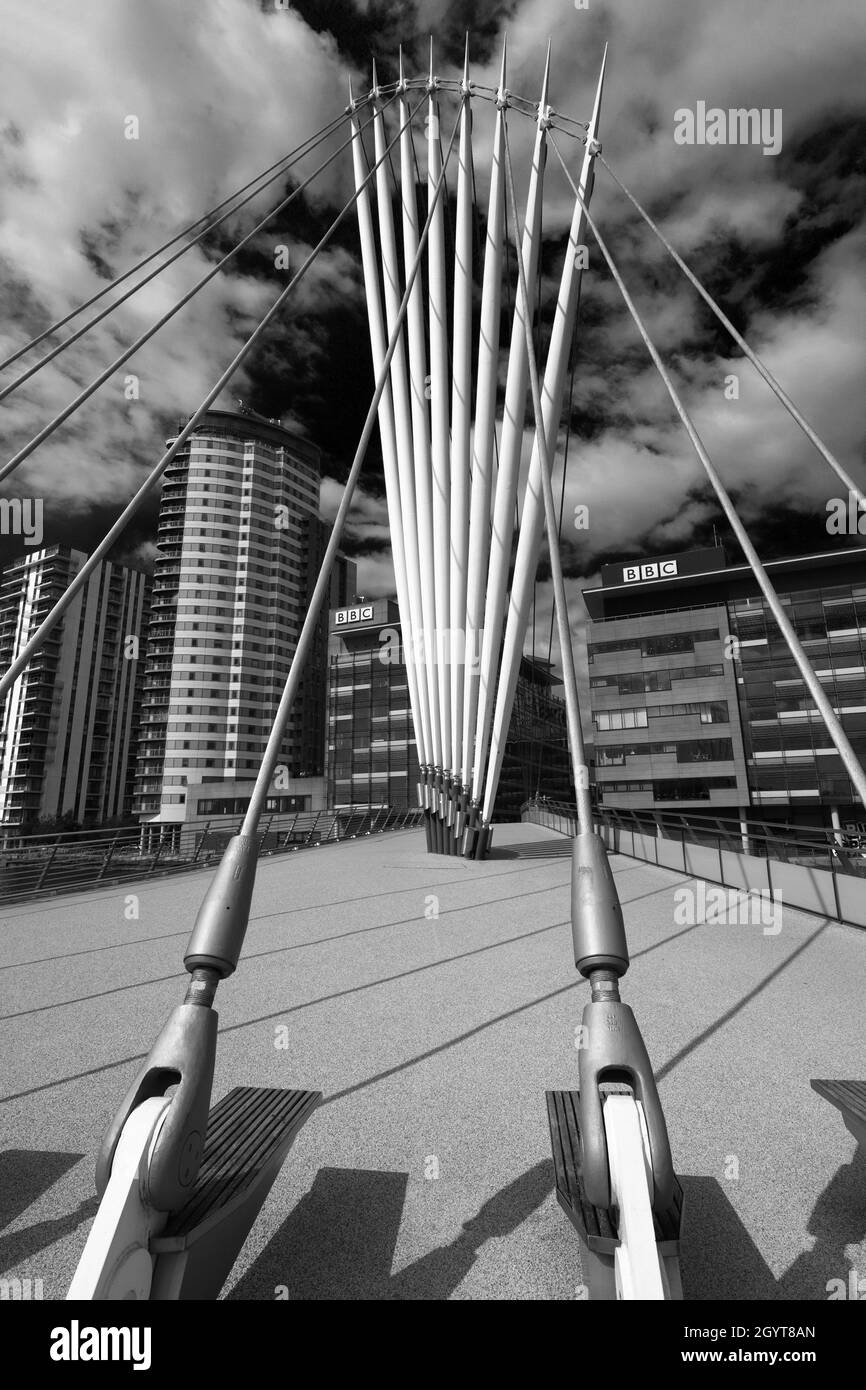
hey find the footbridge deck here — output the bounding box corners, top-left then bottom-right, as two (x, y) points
(1, 822), (863, 1300)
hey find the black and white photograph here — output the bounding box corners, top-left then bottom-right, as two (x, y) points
(0, 0), (865, 1351)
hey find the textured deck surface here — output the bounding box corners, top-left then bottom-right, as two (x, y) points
(1, 821), (865, 1300)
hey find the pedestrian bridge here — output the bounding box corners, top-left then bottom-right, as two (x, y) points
(2, 821), (863, 1299)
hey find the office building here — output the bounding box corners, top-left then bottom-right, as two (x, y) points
(325, 599), (572, 815)
(326, 599), (419, 810)
(582, 545), (866, 830)
(133, 407), (355, 826)
(0, 545), (149, 831)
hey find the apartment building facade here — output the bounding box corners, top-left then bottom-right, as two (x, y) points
(133, 408), (354, 826)
(0, 545), (148, 830)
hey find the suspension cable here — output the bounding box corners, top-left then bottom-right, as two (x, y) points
(550, 133), (866, 809)
(0, 104), (370, 405)
(503, 122), (593, 834)
(0, 93), (411, 486)
(240, 99), (465, 837)
(597, 153), (866, 510)
(0, 105), (356, 374)
(0, 99), (424, 704)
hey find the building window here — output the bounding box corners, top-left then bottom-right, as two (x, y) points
(588, 628), (719, 662)
(596, 738), (733, 765)
(594, 708), (649, 731)
(590, 663), (724, 693)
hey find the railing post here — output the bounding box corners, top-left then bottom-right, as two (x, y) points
(192, 822), (210, 863)
(35, 834), (62, 892)
(829, 850), (843, 924)
(147, 837), (166, 877)
(97, 833), (121, 882)
(765, 853), (774, 907)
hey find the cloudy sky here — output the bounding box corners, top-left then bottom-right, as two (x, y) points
(1, 0), (865, 688)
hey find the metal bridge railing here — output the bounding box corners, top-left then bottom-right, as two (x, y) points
(521, 796), (866, 926)
(522, 796), (866, 873)
(0, 805), (425, 907)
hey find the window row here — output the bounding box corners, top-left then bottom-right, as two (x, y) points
(588, 628), (719, 662)
(590, 663), (724, 694)
(594, 701), (729, 730)
(600, 777), (737, 800)
(596, 739), (734, 766)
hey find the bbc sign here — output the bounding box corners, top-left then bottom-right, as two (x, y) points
(335, 605), (374, 625)
(622, 560), (679, 584)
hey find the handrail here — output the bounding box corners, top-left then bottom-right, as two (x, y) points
(521, 796), (864, 856)
(0, 806), (425, 906)
(523, 795), (866, 929)
(522, 798), (866, 894)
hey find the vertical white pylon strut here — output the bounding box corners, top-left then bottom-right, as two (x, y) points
(398, 56), (442, 772)
(472, 45), (551, 803)
(350, 90), (427, 777)
(481, 48), (606, 823)
(461, 41), (507, 788)
(372, 78), (432, 769)
(449, 42), (474, 785)
(427, 50), (453, 776)
(501, 116), (594, 834)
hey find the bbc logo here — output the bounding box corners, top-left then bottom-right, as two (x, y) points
(622, 560), (678, 583)
(335, 605), (374, 625)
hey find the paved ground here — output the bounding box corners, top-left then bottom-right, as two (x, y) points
(1, 820), (865, 1301)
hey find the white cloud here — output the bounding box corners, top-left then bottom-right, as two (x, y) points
(0, 0), (355, 506)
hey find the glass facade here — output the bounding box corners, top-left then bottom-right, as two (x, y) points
(582, 547), (866, 828)
(493, 665), (574, 820)
(326, 600), (419, 810)
(730, 584), (866, 809)
(324, 600), (573, 816)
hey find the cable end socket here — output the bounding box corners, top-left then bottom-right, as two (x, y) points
(571, 831), (630, 978)
(184, 834), (259, 979)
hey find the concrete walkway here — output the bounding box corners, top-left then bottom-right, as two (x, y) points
(1, 821), (864, 1300)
